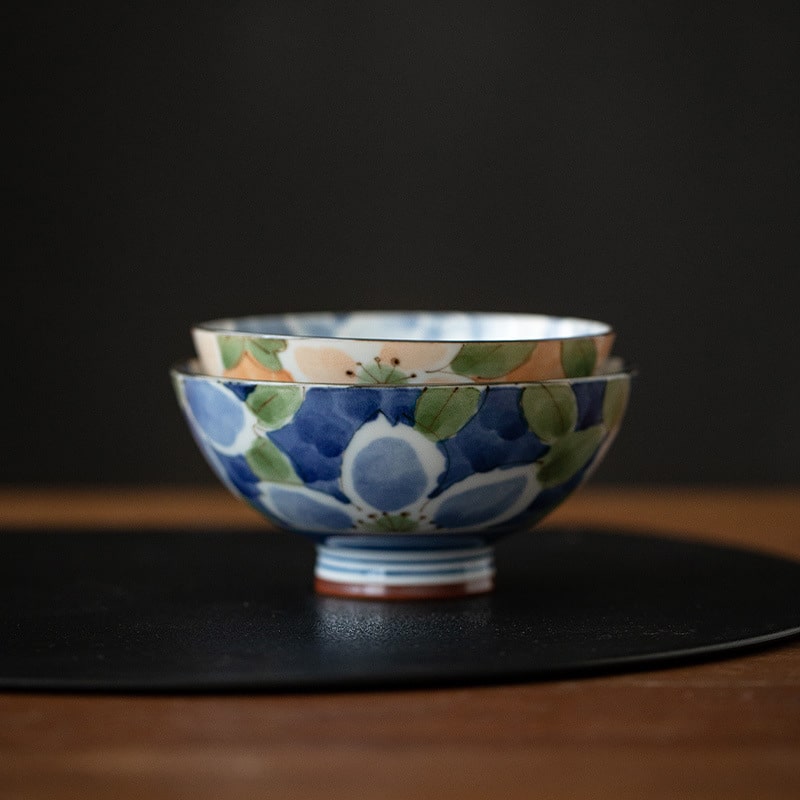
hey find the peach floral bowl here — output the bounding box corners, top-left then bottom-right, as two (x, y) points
(191, 311), (615, 385)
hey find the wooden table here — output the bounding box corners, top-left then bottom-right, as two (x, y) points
(1, 486), (798, 799)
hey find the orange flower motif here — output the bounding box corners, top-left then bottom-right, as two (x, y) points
(223, 351), (294, 382)
(500, 341), (564, 383)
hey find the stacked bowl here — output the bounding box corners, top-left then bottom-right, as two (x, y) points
(172, 312), (630, 599)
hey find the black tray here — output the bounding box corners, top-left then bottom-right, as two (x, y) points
(1, 527), (798, 692)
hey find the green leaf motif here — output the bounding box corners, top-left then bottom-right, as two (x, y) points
(537, 425), (605, 487)
(414, 387), (481, 441)
(521, 384), (578, 442)
(245, 337), (287, 372)
(245, 438), (300, 484)
(219, 336), (246, 369)
(602, 379), (630, 430)
(365, 514), (418, 532)
(246, 385), (303, 429)
(561, 338), (597, 378)
(450, 342), (536, 379)
(356, 361), (409, 384)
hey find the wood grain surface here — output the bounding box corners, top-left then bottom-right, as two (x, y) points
(1, 486), (798, 799)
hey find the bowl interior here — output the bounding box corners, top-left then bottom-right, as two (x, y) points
(194, 311), (612, 342)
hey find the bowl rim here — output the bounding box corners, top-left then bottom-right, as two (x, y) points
(171, 358), (635, 387)
(191, 310), (614, 344)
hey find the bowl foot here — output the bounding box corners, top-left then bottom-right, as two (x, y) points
(314, 543), (495, 600)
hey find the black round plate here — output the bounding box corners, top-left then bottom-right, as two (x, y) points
(1, 527), (799, 692)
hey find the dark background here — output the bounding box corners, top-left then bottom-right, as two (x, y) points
(6, 2), (798, 486)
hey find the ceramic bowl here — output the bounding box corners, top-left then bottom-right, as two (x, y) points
(172, 360), (631, 599)
(191, 311), (616, 385)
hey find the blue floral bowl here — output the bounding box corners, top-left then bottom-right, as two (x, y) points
(172, 361), (630, 599)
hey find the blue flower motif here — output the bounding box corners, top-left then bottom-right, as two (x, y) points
(267, 387), (417, 501)
(252, 413), (543, 534)
(433, 389), (548, 494)
(183, 380), (245, 447)
(257, 484), (355, 531)
(429, 471), (531, 528)
(341, 414), (446, 513)
(573, 380), (605, 429)
(213, 452), (262, 500)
